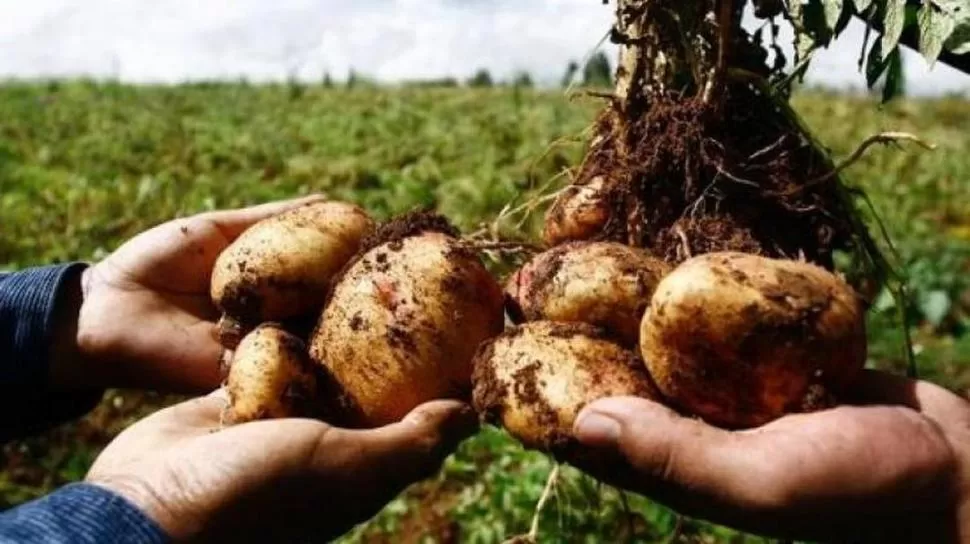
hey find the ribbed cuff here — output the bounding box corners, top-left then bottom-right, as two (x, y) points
(0, 263), (105, 443)
(0, 263), (88, 387)
(0, 483), (168, 543)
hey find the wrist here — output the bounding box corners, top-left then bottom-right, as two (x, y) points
(48, 263), (100, 391)
(86, 475), (188, 541)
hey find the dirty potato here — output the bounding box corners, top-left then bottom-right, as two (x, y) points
(310, 213), (505, 428)
(640, 252), (867, 428)
(472, 321), (660, 452)
(210, 201), (374, 348)
(506, 241), (670, 346)
(226, 323), (318, 423)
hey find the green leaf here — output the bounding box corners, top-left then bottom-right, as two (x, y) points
(823, 0), (844, 30)
(854, 0), (873, 12)
(881, 0), (908, 58)
(918, 3), (957, 65)
(944, 4), (970, 54)
(866, 39), (890, 87)
(883, 46), (906, 102)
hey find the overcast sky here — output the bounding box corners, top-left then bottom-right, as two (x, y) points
(0, 0), (967, 95)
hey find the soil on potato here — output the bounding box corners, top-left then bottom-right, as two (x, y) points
(359, 209), (460, 254)
(572, 82), (856, 269)
(327, 209), (463, 303)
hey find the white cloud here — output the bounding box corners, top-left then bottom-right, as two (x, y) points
(0, 0), (966, 95)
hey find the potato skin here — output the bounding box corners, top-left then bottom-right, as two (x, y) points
(543, 176), (612, 246)
(506, 241), (670, 346)
(227, 324), (318, 423)
(640, 252), (867, 429)
(310, 232), (505, 428)
(210, 201), (374, 335)
(472, 321), (660, 453)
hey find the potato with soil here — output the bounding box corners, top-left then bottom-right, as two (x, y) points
(640, 252), (867, 429)
(506, 241), (670, 346)
(543, 175), (613, 246)
(210, 201), (374, 348)
(310, 214), (505, 428)
(226, 323), (318, 423)
(472, 321), (660, 452)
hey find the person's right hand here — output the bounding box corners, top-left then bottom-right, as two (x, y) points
(85, 391), (478, 543)
(571, 370), (970, 542)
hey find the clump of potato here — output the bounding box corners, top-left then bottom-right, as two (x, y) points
(210, 201), (374, 348)
(505, 241), (670, 346)
(309, 212), (505, 428)
(209, 195), (869, 448)
(640, 252), (867, 428)
(471, 321), (660, 452)
(225, 323), (318, 423)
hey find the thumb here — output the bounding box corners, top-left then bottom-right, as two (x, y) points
(316, 400), (479, 492)
(572, 397), (780, 522)
(363, 400), (479, 480)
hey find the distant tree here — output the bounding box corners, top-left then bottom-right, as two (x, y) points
(322, 72), (334, 88)
(561, 60), (579, 88)
(512, 71), (534, 88)
(468, 69), (494, 88)
(582, 51), (613, 87)
(406, 77), (460, 88)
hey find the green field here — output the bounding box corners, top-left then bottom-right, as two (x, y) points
(1, 81), (969, 542)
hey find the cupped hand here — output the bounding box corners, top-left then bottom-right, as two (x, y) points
(86, 392), (478, 542)
(571, 370), (970, 542)
(60, 195), (326, 393)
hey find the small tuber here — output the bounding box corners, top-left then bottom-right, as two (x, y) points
(471, 321), (660, 453)
(226, 323), (318, 424)
(505, 241), (670, 346)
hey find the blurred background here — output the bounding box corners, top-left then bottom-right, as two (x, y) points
(1, 1), (969, 542)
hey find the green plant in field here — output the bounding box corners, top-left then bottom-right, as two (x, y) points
(1, 83), (968, 542)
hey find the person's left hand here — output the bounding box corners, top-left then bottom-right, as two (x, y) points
(56, 195), (326, 393)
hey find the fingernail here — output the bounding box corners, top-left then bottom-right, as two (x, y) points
(574, 411), (621, 447)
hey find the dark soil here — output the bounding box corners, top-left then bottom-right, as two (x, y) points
(569, 82), (855, 269)
(359, 209), (460, 254)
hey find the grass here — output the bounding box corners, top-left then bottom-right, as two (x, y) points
(1, 80), (968, 542)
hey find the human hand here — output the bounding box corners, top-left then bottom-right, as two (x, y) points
(86, 391), (477, 542)
(53, 195), (326, 393)
(571, 370), (970, 542)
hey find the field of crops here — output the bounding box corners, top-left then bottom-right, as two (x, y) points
(1, 80), (969, 542)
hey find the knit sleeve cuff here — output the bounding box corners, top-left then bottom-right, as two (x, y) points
(0, 483), (168, 543)
(0, 263), (89, 387)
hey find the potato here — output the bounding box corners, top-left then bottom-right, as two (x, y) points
(640, 252), (867, 428)
(310, 216), (505, 428)
(543, 175), (612, 246)
(226, 324), (318, 423)
(505, 241), (670, 346)
(210, 201), (374, 348)
(472, 321), (660, 453)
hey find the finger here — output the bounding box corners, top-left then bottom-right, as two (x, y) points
(848, 369), (970, 424)
(156, 388), (231, 431)
(197, 194), (327, 240)
(313, 400), (479, 491)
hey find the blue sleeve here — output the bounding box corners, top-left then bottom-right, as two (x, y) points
(0, 483), (167, 543)
(0, 264), (104, 443)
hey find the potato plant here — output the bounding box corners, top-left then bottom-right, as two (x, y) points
(200, 3), (970, 540)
